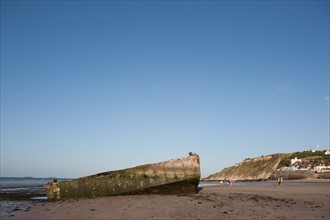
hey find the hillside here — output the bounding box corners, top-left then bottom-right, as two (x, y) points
(205, 154), (290, 181)
(205, 150), (330, 181)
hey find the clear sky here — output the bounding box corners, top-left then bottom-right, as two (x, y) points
(1, 0), (329, 178)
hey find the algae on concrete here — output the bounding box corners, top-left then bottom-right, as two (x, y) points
(45, 154), (200, 199)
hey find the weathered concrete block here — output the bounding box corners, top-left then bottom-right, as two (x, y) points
(45, 154), (200, 199)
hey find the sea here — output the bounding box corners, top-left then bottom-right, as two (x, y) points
(1, 177), (329, 216)
(0, 177), (69, 216)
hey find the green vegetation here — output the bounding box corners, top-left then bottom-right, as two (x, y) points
(291, 150), (328, 160)
(280, 150), (330, 168)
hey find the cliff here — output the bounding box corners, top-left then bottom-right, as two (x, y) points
(205, 154), (289, 181)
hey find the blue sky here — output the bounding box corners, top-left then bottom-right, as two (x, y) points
(1, 0), (329, 178)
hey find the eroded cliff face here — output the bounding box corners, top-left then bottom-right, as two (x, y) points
(206, 154), (288, 181)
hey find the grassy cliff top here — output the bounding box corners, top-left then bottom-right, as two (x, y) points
(279, 150), (330, 167)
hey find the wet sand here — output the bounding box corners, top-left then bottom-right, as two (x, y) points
(3, 183), (329, 219)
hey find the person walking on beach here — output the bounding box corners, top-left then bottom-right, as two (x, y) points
(224, 178), (227, 186)
(277, 176), (283, 186)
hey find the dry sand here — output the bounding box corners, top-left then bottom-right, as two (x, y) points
(3, 183), (329, 220)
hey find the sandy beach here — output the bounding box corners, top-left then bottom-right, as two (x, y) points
(3, 182), (329, 220)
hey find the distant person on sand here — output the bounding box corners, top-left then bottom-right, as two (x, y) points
(277, 176), (283, 186)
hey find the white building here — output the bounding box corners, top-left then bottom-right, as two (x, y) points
(325, 150), (330, 155)
(291, 157), (302, 165)
(314, 164), (330, 172)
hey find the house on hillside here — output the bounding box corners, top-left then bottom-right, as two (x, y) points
(280, 166), (293, 171)
(291, 157), (302, 165)
(291, 161), (310, 171)
(325, 150), (330, 155)
(314, 162), (330, 172)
